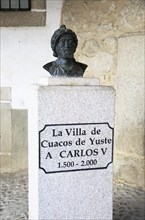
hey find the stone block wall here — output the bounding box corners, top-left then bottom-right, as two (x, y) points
(0, 88), (11, 155)
(1, 108), (28, 173)
(61, 0), (145, 188)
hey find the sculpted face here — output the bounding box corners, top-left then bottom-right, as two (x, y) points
(55, 34), (77, 59)
(43, 25), (88, 76)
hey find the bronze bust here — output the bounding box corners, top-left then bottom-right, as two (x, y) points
(43, 25), (88, 77)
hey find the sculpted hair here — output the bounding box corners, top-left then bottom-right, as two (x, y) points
(51, 25), (78, 57)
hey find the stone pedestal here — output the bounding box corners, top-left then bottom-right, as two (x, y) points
(28, 78), (115, 220)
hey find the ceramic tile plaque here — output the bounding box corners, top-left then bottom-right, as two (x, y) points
(39, 123), (113, 173)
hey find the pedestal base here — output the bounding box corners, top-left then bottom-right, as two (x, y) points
(28, 78), (115, 220)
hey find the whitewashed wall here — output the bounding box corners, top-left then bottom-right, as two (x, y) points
(1, 0), (63, 109)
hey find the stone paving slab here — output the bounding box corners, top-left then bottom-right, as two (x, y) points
(0, 170), (144, 220)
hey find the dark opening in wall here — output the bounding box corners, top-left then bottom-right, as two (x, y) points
(0, 0), (31, 11)
(0, 0), (46, 27)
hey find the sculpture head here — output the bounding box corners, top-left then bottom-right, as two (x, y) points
(51, 25), (78, 58)
(43, 25), (88, 77)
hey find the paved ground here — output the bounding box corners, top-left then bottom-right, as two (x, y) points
(0, 170), (144, 220)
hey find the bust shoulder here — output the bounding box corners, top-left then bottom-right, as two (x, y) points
(43, 60), (88, 77)
(76, 62), (88, 72)
(43, 61), (58, 75)
(73, 61), (87, 76)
